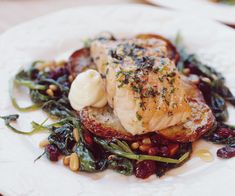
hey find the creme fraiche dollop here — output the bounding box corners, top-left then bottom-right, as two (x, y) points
(68, 69), (107, 111)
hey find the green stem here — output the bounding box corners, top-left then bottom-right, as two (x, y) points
(9, 79), (41, 112)
(95, 138), (190, 164)
(116, 140), (133, 153)
(3, 117), (48, 135)
(14, 79), (47, 90)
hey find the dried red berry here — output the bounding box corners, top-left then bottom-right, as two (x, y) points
(45, 144), (60, 162)
(150, 134), (169, 146)
(84, 132), (93, 145)
(160, 146), (170, 157)
(217, 146), (235, 159)
(49, 67), (69, 79)
(217, 128), (232, 138)
(148, 147), (160, 156)
(135, 160), (157, 179)
(168, 143), (180, 156)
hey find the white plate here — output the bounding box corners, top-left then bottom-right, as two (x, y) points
(0, 5), (235, 196)
(146, 0), (235, 25)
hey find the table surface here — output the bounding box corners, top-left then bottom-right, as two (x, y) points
(0, 0), (147, 34)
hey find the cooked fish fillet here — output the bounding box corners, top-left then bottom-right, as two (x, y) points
(90, 36), (191, 135)
(80, 79), (215, 142)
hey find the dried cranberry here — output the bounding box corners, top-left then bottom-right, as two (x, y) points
(45, 144), (60, 161)
(168, 143), (180, 156)
(49, 67), (69, 79)
(217, 146), (235, 159)
(135, 160), (157, 179)
(84, 132), (93, 145)
(217, 128), (232, 138)
(148, 147), (160, 156)
(150, 134), (169, 146)
(30, 69), (39, 79)
(160, 146), (170, 157)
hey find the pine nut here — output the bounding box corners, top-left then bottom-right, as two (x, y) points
(73, 128), (80, 142)
(139, 145), (151, 152)
(142, 138), (151, 145)
(39, 139), (49, 148)
(201, 77), (211, 84)
(108, 155), (116, 160)
(68, 75), (74, 83)
(183, 68), (190, 75)
(69, 153), (79, 172)
(46, 89), (54, 97)
(63, 156), (70, 166)
(131, 142), (140, 150)
(49, 84), (58, 91)
(46, 61), (56, 69)
(57, 60), (66, 67)
(211, 74), (218, 80)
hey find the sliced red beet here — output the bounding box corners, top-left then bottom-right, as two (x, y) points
(67, 48), (93, 75)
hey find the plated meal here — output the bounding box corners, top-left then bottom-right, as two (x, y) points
(1, 32), (235, 179)
(1, 4), (235, 196)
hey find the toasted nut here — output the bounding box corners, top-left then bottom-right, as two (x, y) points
(108, 155), (116, 160)
(63, 156), (70, 166)
(57, 60), (66, 67)
(73, 128), (80, 142)
(69, 153), (79, 172)
(211, 74), (218, 80)
(49, 61), (56, 69)
(139, 145), (151, 152)
(49, 84), (58, 91)
(201, 77), (211, 84)
(46, 89), (54, 97)
(183, 68), (190, 75)
(131, 142), (140, 150)
(39, 139), (50, 148)
(68, 75), (74, 83)
(142, 138), (151, 145)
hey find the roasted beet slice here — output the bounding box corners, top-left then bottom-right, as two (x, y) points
(67, 48), (96, 76)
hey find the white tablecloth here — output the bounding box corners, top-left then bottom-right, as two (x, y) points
(0, 0), (146, 33)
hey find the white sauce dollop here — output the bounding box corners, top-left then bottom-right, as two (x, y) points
(68, 69), (107, 110)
